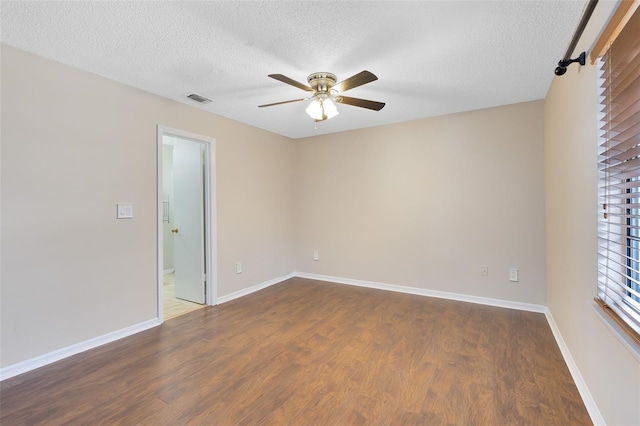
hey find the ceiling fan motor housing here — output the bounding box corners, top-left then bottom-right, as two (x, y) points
(307, 73), (336, 94)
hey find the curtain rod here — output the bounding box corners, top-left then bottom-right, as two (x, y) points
(555, 0), (599, 76)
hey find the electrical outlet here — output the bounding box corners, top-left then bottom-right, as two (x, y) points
(313, 250), (319, 261)
(509, 268), (519, 282)
(480, 265), (489, 276)
(236, 261), (242, 274)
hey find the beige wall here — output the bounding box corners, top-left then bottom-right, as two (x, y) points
(295, 101), (547, 304)
(545, 59), (640, 425)
(1, 45), (296, 367)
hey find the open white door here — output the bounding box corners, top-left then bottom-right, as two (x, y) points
(172, 138), (205, 304)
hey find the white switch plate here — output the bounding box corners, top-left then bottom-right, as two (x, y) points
(236, 261), (242, 274)
(313, 250), (319, 261)
(509, 268), (519, 282)
(117, 203), (133, 219)
(480, 265), (489, 276)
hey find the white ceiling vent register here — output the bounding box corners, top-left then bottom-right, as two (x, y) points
(187, 93), (212, 104)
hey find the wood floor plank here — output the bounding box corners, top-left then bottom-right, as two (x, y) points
(0, 278), (592, 425)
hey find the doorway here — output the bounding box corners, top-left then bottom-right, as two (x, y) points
(157, 126), (217, 321)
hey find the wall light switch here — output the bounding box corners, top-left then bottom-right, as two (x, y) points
(236, 261), (242, 274)
(117, 203), (133, 219)
(509, 268), (519, 282)
(313, 250), (320, 261)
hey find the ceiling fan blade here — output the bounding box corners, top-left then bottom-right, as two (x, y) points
(258, 98), (306, 108)
(268, 74), (313, 92)
(334, 70), (378, 93)
(337, 96), (385, 111)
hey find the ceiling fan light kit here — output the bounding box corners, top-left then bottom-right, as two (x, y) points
(259, 70), (385, 122)
(306, 95), (339, 121)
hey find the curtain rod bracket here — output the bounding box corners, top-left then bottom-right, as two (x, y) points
(555, 51), (586, 76)
(553, 0), (598, 76)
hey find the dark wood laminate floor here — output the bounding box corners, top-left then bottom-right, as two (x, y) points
(1, 278), (591, 425)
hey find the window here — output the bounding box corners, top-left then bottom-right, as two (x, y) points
(597, 2), (640, 346)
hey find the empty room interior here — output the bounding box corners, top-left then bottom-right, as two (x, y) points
(1, 1), (639, 425)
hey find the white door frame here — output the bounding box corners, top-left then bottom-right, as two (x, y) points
(157, 125), (217, 322)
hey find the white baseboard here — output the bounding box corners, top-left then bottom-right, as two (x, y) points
(0, 318), (161, 381)
(216, 272), (296, 304)
(295, 272), (546, 313)
(544, 310), (605, 425)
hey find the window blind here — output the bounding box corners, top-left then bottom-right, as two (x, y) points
(597, 4), (640, 346)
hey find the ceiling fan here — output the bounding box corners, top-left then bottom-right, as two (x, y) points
(258, 70), (385, 122)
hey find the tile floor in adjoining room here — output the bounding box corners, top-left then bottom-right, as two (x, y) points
(163, 273), (204, 319)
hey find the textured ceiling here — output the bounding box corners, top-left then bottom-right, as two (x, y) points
(1, 1), (589, 139)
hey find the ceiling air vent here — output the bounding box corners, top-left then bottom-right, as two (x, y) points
(187, 93), (212, 104)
